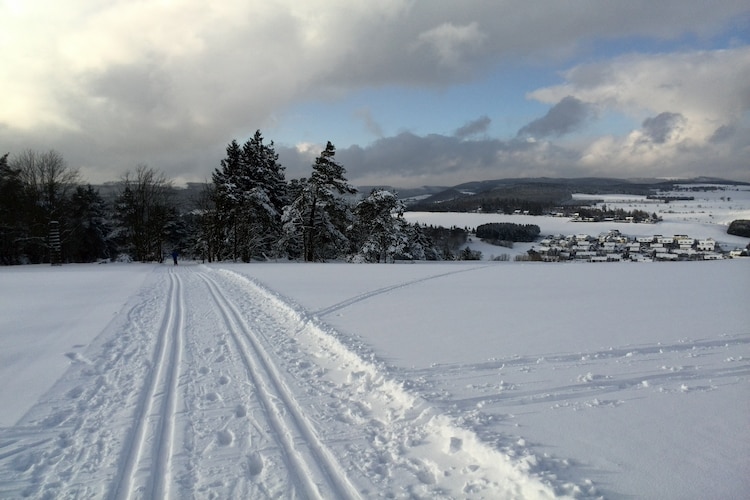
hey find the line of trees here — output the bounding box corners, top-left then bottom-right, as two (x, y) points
(476, 222), (541, 243)
(1, 132), (479, 265)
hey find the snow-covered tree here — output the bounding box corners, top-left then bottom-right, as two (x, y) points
(352, 189), (410, 262)
(212, 131), (287, 261)
(66, 185), (113, 262)
(285, 142), (357, 262)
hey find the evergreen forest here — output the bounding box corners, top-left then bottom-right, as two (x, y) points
(0, 132), (473, 265)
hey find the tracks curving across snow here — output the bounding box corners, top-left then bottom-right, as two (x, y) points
(0, 264), (574, 499)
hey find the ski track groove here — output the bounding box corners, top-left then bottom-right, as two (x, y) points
(110, 268), (184, 500)
(198, 271), (362, 500)
(313, 264), (490, 317)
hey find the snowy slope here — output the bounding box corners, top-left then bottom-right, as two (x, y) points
(1, 265), (571, 499)
(0, 259), (747, 499)
(0, 186), (748, 498)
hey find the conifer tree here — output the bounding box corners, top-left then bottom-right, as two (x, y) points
(284, 142), (356, 262)
(212, 131), (287, 261)
(0, 153), (29, 264)
(353, 188), (409, 262)
(67, 185), (113, 262)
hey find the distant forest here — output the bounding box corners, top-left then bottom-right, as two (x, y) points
(5, 135), (746, 266)
(1, 132), (523, 265)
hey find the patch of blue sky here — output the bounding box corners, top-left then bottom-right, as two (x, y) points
(269, 64), (567, 148)
(577, 26), (749, 63)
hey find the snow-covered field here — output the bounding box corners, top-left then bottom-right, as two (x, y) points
(0, 185), (748, 499)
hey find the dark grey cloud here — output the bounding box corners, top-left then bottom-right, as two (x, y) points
(641, 112), (685, 143)
(517, 96), (593, 138)
(454, 116), (491, 139)
(86, 61), (173, 115)
(4, 1), (749, 186)
(322, 2), (750, 89)
(279, 131), (585, 188)
(709, 124), (736, 143)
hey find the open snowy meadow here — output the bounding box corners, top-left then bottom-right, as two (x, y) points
(0, 186), (748, 499)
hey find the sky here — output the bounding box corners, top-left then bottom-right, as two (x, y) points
(1, 1), (749, 188)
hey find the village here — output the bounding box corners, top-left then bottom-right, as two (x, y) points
(530, 229), (739, 262)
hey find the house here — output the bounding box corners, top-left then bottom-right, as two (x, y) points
(697, 239), (716, 251)
(575, 251), (596, 261)
(655, 252), (678, 261)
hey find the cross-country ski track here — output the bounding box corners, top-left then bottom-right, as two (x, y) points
(0, 264), (587, 498)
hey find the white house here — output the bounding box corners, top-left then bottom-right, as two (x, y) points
(655, 252), (678, 261)
(697, 239), (716, 251)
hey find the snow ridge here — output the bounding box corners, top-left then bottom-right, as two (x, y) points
(215, 268), (572, 498)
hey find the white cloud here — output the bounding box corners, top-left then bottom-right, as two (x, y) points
(528, 47), (750, 178)
(529, 47), (750, 141)
(414, 22), (487, 66)
(1, 1), (748, 184)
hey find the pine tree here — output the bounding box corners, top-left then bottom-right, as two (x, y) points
(292, 142), (357, 262)
(211, 131), (287, 261)
(279, 178), (306, 259)
(0, 153), (29, 264)
(67, 185), (113, 262)
(353, 189), (409, 262)
(211, 139), (243, 260)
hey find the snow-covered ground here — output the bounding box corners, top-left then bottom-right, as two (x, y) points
(405, 184), (750, 260)
(0, 185), (748, 499)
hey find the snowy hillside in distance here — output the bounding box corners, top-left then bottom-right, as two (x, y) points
(405, 183), (750, 261)
(0, 184), (748, 499)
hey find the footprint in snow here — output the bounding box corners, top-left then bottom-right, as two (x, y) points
(66, 386), (84, 399)
(217, 429), (234, 446)
(235, 405), (247, 418)
(247, 452), (264, 476)
(449, 437), (463, 454)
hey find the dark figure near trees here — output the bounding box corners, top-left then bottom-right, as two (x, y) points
(171, 250), (178, 265)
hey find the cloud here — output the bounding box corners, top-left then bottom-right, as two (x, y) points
(278, 132), (585, 188)
(454, 116), (492, 139)
(517, 97), (594, 138)
(527, 46), (750, 180)
(528, 47), (750, 143)
(354, 108), (384, 138)
(1, 1), (749, 185)
(414, 22), (487, 67)
(641, 112), (686, 144)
